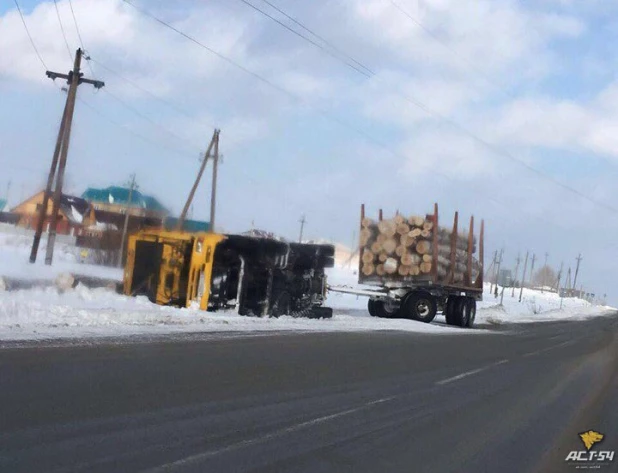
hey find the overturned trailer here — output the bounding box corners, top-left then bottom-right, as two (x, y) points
(124, 230), (335, 318)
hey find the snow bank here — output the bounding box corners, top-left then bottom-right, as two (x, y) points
(0, 232), (122, 282)
(0, 241), (613, 342)
(0, 284), (469, 341)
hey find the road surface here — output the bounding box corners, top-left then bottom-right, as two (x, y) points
(1, 315), (617, 472)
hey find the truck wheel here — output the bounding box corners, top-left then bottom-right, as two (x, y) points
(466, 298), (477, 328)
(271, 291), (291, 317)
(455, 297), (469, 327)
(373, 299), (400, 318)
(403, 292), (437, 323)
(445, 296), (458, 325)
(367, 299), (378, 317)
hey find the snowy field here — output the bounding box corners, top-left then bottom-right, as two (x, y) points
(0, 230), (614, 341)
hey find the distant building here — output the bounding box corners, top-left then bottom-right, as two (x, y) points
(497, 269), (513, 287)
(10, 191), (97, 236)
(82, 186), (169, 220)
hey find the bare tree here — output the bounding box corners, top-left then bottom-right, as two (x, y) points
(532, 265), (557, 289)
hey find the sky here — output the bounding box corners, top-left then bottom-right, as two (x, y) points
(2, 0), (618, 303)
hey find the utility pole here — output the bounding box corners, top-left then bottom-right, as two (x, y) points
(519, 251), (529, 303)
(541, 252), (549, 292)
(210, 130), (220, 232)
(298, 214), (306, 243)
(177, 129), (219, 231)
(117, 174), (137, 268)
(511, 253), (521, 297)
(29, 48), (104, 264)
(488, 250), (497, 293)
(573, 253), (583, 291)
(555, 261), (564, 294)
(529, 253), (537, 289)
(494, 248), (504, 297)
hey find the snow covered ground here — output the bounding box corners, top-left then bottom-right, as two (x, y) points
(0, 230), (614, 341)
(0, 231), (122, 283)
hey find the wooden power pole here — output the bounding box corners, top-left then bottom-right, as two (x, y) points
(519, 251), (529, 303)
(117, 174), (137, 267)
(298, 215), (306, 243)
(573, 253), (583, 290)
(210, 130), (220, 232)
(177, 129), (219, 231)
(30, 48), (104, 264)
(511, 253), (521, 297)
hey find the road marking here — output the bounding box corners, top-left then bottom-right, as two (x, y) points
(435, 359), (509, 386)
(146, 396), (397, 471)
(522, 340), (573, 358)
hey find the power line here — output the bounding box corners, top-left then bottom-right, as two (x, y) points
(241, 0), (618, 214)
(53, 0), (73, 61)
(257, 0), (374, 76)
(120, 0), (618, 218)
(101, 88), (195, 152)
(12, 0), (48, 70)
(237, 0), (371, 77)
(66, 0), (96, 78)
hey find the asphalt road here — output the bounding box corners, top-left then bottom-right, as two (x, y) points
(1, 315), (617, 473)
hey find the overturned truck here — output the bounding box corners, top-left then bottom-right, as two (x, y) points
(123, 230), (335, 318)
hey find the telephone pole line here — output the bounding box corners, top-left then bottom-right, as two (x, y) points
(176, 129), (219, 231)
(210, 130), (220, 232)
(511, 253), (521, 297)
(298, 215), (306, 243)
(529, 253), (537, 288)
(519, 251), (529, 303)
(117, 174), (137, 267)
(573, 253), (583, 291)
(30, 48), (104, 265)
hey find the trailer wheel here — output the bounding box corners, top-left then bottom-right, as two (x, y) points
(373, 299), (400, 318)
(466, 298), (477, 328)
(367, 299), (378, 317)
(455, 297), (469, 327)
(445, 296), (459, 326)
(403, 292), (437, 323)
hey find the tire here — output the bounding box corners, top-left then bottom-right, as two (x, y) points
(445, 296), (459, 326)
(466, 298), (477, 328)
(454, 297), (469, 327)
(271, 291), (291, 317)
(368, 299), (378, 317)
(402, 292), (437, 323)
(373, 299), (400, 318)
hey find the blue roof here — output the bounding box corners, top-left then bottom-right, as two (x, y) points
(164, 217), (210, 232)
(0, 199), (6, 212)
(82, 186), (168, 214)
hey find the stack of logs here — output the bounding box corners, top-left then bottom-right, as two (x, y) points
(360, 214), (478, 283)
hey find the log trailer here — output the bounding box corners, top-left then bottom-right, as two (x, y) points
(123, 230), (335, 318)
(331, 204), (484, 328)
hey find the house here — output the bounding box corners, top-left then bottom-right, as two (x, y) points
(82, 186), (169, 220)
(164, 217), (210, 232)
(10, 191), (97, 236)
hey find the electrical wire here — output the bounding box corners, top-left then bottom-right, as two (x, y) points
(257, 0), (374, 76)
(12, 0), (48, 70)
(224, 0), (618, 214)
(53, 0), (74, 61)
(237, 0), (371, 78)
(67, 0), (96, 77)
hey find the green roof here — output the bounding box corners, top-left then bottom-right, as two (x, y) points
(164, 217), (210, 232)
(82, 186), (168, 214)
